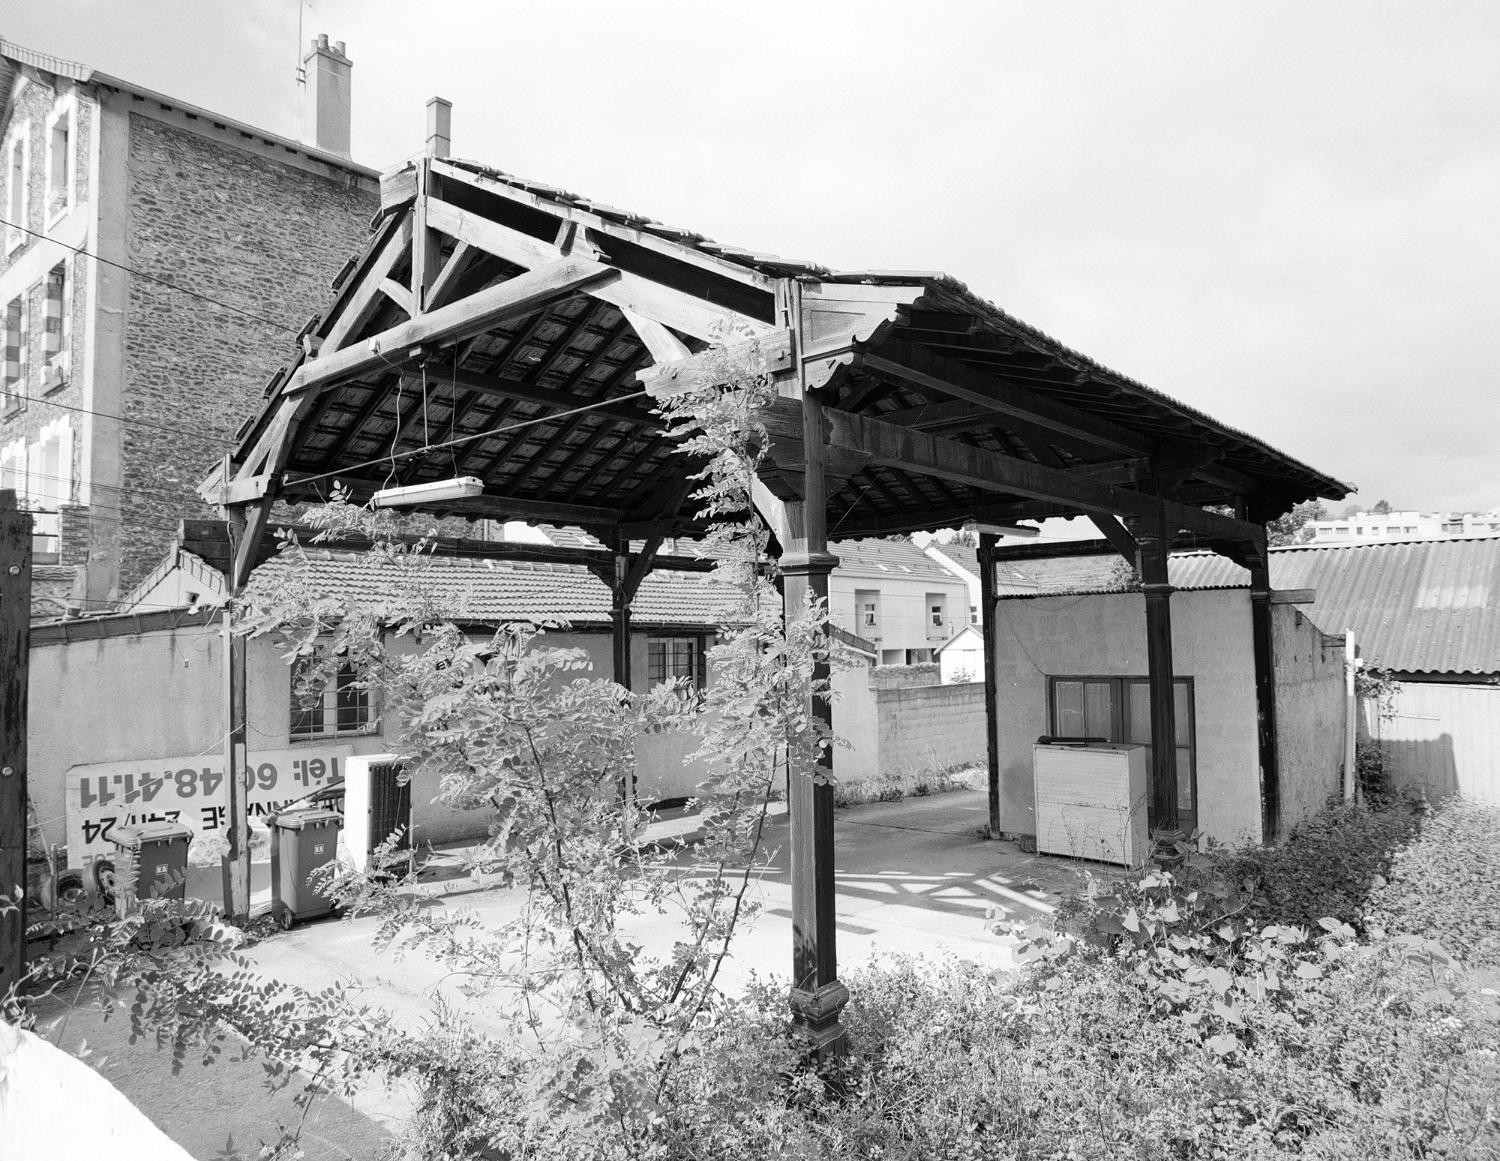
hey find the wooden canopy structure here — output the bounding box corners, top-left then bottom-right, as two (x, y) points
(202, 140), (1348, 1051)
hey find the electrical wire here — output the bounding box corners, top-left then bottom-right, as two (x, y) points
(7, 393), (236, 445)
(0, 217), (302, 333)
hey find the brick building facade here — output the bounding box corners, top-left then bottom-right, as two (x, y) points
(0, 36), (379, 609)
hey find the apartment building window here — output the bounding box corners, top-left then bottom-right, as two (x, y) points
(970, 604), (980, 625)
(1048, 675), (1197, 825)
(4, 125), (26, 251)
(290, 655), (372, 739)
(855, 588), (880, 636)
(46, 97), (73, 221)
(3, 297), (23, 409)
(42, 262), (69, 387)
(926, 592), (947, 635)
(27, 418), (70, 562)
(647, 636), (705, 693)
(0, 440), (22, 501)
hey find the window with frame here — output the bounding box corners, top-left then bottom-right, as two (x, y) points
(5, 126), (26, 250)
(25, 418), (69, 562)
(647, 636), (705, 693)
(970, 603), (980, 625)
(855, 588), (880, 635)
(3, 297), (24, 407)
(42, 262), (69, 385)
(927, 592), (947, 633)
(46, 98), (73, 221)
(290, 655), (373, 739)
(1048, 675), (1197, 826)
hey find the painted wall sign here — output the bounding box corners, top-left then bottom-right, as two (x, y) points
(64, 746), (353, 864)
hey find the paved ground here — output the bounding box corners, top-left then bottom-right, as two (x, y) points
(27, 789), (1121, 1158)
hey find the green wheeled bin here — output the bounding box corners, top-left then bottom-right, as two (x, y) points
(269, 809), (342, 929)
(110, 821), (193, 916)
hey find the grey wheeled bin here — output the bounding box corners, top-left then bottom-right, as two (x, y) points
(269, 809), (342, 929)
(110, 821), (193, 916)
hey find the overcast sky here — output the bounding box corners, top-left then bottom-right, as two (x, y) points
(13, 1), (1499, 514)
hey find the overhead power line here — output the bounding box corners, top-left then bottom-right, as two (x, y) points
(0, 216), (302, 334)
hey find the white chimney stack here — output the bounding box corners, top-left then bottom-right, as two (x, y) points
(302, 33), (352, 159)
(426, 96), (452, 158)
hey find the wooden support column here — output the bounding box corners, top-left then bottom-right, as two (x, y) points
(777, 279), (848, 1056)
(0, 491), (31, 996)
(1248, 548), (1281, 841)
(1133, 512), (1181, 844)
(220, 499), (270, 923)
(977, 533), (1002, 838)
(610, 533), (632, 694)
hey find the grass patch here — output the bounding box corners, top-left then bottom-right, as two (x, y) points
(832, 762), (981, 808)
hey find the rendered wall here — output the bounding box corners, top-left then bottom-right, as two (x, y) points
(990, 589), (1264, 847)
(27, 620), (716, 858)
(1271, 604), (1347, 832)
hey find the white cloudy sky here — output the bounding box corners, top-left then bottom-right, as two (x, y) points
(13, 0), (1500, 513)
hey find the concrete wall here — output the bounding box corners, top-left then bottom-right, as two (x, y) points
(991, 589), (1266, 846)
(27, 619), (716, 859)
(1272, 604), (1348, 831)
(832, 665), (987, 782)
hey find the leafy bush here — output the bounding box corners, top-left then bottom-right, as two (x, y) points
(1364, 798), (1500, 963)
(1217, 801), (1419, 930)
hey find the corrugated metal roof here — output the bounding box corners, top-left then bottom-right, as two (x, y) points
(1172, 537), (1500, 676)
(251, 551), (738, 628)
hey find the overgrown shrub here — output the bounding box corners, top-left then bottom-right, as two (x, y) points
(1365, 798), (1500, 963)
(1218, 801), (1420, 930)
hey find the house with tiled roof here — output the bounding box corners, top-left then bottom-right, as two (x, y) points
(22, 524), (742, 890)
(828, 537), (971, 666)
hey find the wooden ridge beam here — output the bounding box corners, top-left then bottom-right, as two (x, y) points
(289, 258), (620, 396)
(429, 158), (777, 293)
(423, 197), (775, 342)
(860, 335), (1153, 458)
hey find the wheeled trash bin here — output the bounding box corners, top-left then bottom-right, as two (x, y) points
(110, 821), (193, 916)
(269, 809), (343, 929)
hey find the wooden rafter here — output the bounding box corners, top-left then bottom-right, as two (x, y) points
(290, 258), (621, 396)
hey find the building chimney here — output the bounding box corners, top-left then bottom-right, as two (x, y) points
(302, 33), (353, 159)
(426, 96), (452, 158)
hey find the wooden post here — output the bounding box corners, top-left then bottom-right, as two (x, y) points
(977, 533), (1001, 838)
(219, 502), (267, 923)
(610, 534), (632, 693)
(1134, 514), (1181, 843)
(1248, 552), (1281, 841)
(1343, 632), (1358, 802)
(0, 491), (31, 997)
(778, 278), (847, 1056)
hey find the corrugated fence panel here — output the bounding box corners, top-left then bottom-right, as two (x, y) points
(1365, 681), (1500, 804)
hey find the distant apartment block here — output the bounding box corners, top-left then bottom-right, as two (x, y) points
(1308, 509), (1500, 545)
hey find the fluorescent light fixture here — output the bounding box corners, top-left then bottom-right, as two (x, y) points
(371, 476), (484, 508)
(965, 520), (1039, 539)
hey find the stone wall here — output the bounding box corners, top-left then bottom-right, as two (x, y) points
(833, 665), (987, 781)
(118, 114), (376, 590)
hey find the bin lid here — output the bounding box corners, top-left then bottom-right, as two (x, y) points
(270, 808), (342, 831)
(111, 821), (194, 848)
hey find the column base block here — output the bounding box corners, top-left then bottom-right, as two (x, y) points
(789, 979), (850, 1057)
